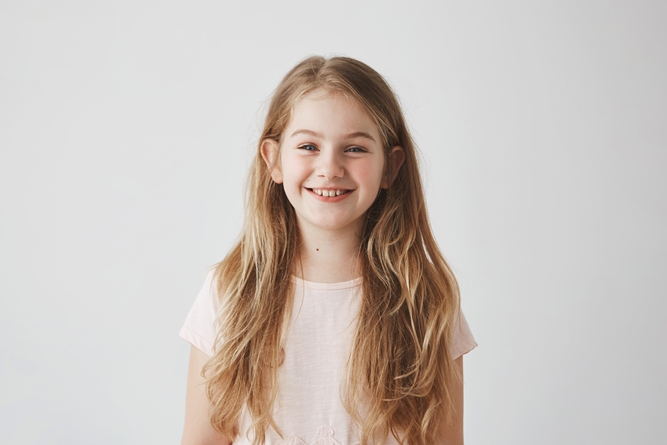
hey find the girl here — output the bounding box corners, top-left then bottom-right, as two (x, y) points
(180, 56), (476, 445)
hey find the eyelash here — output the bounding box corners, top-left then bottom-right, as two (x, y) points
(297, 144), (367, 153)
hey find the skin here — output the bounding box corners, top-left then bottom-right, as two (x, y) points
(261, 89), (405, 282)
(181, 346), (231, 445)
(438, 356), (465, 445)
(181, 89), (465, 444)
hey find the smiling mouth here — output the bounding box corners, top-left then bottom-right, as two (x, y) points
(308, 188), (352, 197)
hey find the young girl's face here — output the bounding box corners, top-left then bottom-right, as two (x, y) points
(262, 88), (402, 236)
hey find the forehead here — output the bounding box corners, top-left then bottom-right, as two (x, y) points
(285, 89), (381, 139)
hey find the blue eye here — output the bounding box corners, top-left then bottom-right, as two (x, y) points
(346, 146), (366, 153)
(298, 144), (317, 151)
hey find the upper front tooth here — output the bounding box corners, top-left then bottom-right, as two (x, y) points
(313, 189), (345, 196)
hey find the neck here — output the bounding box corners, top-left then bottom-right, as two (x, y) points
(294, 222), (362, 283)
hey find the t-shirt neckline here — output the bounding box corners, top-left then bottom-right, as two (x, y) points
(291, 275), (363, 290)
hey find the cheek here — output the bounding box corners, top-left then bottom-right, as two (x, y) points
(280, 153), (307, 181)
(355, 159), (385, 188)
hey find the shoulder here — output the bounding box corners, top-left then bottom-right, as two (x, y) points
(179, 268), (221, 357)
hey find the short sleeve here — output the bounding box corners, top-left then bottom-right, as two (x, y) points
(179, 270), (219, 357)
(450, 310), (477, 360)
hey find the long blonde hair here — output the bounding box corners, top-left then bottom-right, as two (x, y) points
(203, 56), (461, 445)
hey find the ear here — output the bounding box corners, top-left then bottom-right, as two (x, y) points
(260, 139), (283, 184)
(381, 145), (405, 189)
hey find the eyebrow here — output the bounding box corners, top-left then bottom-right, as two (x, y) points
(289, 129), (376, 142)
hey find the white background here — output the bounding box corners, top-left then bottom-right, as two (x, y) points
(1, 1), (665, 444)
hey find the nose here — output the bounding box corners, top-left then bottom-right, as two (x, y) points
(316, 149), (344, 180)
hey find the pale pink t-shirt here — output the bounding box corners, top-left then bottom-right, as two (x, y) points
(180, 271), (477, 445)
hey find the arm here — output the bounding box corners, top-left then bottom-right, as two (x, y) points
(439, 355), (465, 445)
(181, 345), (232, 445)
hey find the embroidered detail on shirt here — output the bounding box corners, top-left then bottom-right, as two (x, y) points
(283, 426), (342, 445)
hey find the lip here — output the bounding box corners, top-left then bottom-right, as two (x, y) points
(306, 187), (354, 202)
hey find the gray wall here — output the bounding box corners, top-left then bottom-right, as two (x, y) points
(1, 1), (665, 444)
